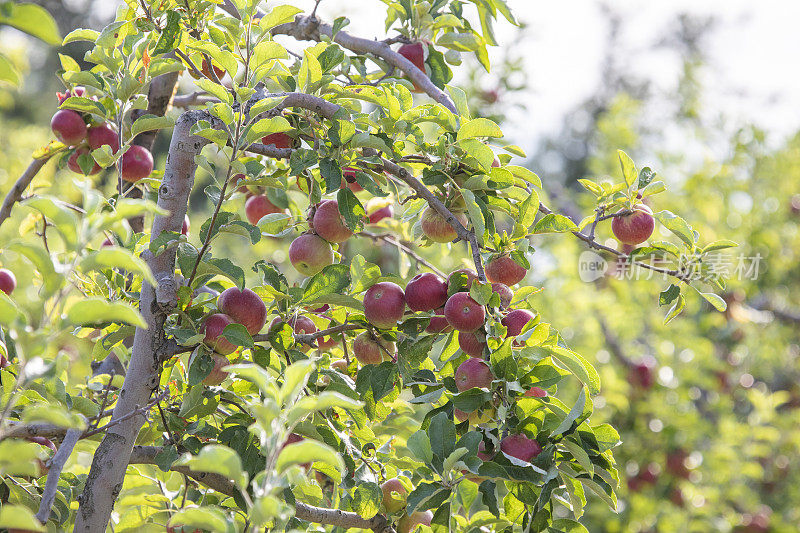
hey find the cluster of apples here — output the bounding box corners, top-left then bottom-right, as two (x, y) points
(51, 87), (153, 182)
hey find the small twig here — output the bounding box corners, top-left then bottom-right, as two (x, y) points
(157, 397), (176, 445)
(91, 371), (116, 431)
(359, 230), (445, 277)
(82, 389), (168, 438)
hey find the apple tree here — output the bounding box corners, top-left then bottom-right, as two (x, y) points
(0, 1), (732, 532)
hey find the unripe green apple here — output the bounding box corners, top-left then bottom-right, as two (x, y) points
(421, 207), (468, 243)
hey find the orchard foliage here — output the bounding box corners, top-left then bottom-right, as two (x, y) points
(0, 1), (733, 532)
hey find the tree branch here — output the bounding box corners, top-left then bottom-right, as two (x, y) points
(272, 15), (457, 114)
(129, 445), (395, 532)
(0, 156), (53, 230)
(359, 230), (446, 277)
(35, 425), (83, 524)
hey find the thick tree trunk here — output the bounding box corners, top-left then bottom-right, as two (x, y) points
(74, 111), (208, 532)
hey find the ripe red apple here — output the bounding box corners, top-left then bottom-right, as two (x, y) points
(426, 308), (451, 333)
(317, 331), (339, 350)
(612, 204), (655, 245)
(628, 356), (657, 390)
(666, 449), (691, 479)
(366, 197), (394, 224)
(56, 86), (85, 104)
(203, 352), (229, 385)
(289, 233), (334, 276)
(261, 132), (292, 149)
(524, 386), (548, 398)
(381, 478), (408, 513)
(447, 268), (477, 292)
(181, 215), (190, 235)
(454, 357), (493, 391)
(363, 282), (406, 329)
(638, 462), (659, 484)
(501, 309), (535, 337)
(491, 282), (513, 308)
(444, 292), (485, 332)
(353, 332), (395, 365)
(51, 109), (87, 146)
(421, 207), (468, 243)
(120, 145), (154, 182)
(217, 287), (267, 335)
(0, 269), (17, 295)
(397, 42), (427, 92)
(500, 433), (542, 462)
(87, 123), (120, 153)
(203, 313), (237, 355)
(67, 149), (101, 175)
(457, 331), (485, 358)
(405, 272), (448, 312)
(397, 510), (433, 533)
(312, 200), (353, 243)
(245, 195), (282, 225)
(485, 254), (527, 286)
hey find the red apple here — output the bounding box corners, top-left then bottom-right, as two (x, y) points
(182, 215), (190, 235)
(629, 356), (657, 390)
(289, 233), (334, 276)
(457, 331), (485, 358)
(331, 359), (349, 373)
(367, 204), (392, 223)
(381, 478), (407, 513)
(51, 109), (87, 146)
(342, 167), (364, 192)
(397, 42), (427, 92)
(477, 440), (494, 461)
(245, 195), (282, 225)
(500, 433), (542, 462)
(485, 255), (527, 286)
(611, 204), (655, 245)
(270, 315), (317, 351)
(447, 268), (478, 292)
(352, 332), (395, 364)
(67, 149), (101, 175)
(312, 200), (353, 243)
(666, 449), (691, 479)
(261, 132), (292, 149)
(524, 387), (548, 398)
(120, 145), (154, 182)
(203, 352), (229, 385)
(421, 207), (467, 243)
(425, 308), (451, 334)
(405, 273), (448, 312)
(501, 309), (535, 337)
(454, 357), (493, 391)
(444, 292), (485, 332)
(87, 123), (120, 153)
(490, 282), (513, 308)
(0, 269), (16, 295)
(363, 282), (406, 329)
(203, 313), (237, 355)
(217, 287), (267, 335)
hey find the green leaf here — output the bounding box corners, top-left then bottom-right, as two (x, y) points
(664, 294), (686, 324)
(62, 28), (99, 45)
(66, 298), (147, 328)
(0, 291), (19, 325)
(533, 214), (578, 234)
(407, 430), (434, 464)
(371, 361), (399, 402)
(131, 114), (175, 138)
(222, 323), (254, 348)
(428, 412), (456, 460)
(259, 4), (303, 30)
(7, 242), (60, 296)
(250, 40), (288, 69)
(545, 344), (600, 395)
(152, 10), (181, 55)
(352, 482), (383, 519)
(552, 388), (586, 437)
(169, 507), (231, 533)
(550, 519), (590, 533)
(0, 440), (46, 477)
(350, 255), (381, 294)
(298, 49), (322, 92)
(490, 338), (516, 380)
(406, 482), (451, 514)
(0, 3), (60, 45)
(0, 53), (20, 86)
(22, 403), (86, 429)
(246, 116), (292, 145)
(175, 444), (247, 488)
(225, 363), (276, 396)
(637, 167), (656, 189)
(23, 196), (79, 248)
(457, 118), (503, 140)
(301, 263), (351, 303)
(617, 150), (637, 187)
(286, 392), (363, 427)
(276, 439), (344, 475)
(460, 189), (485, 244)
(506, 166), (542, 188)
(336, 187), (366, 231)
(693, 288), (727, 312)
(659, 284), (680, 306)
(59, 96), (106, 117)
(653, 210), (695, 248)
(701, 239), (738, 254)
(78, 248), (156, 284)
(280, 359), (316, 405)
(0, 504), (45, 532)
(257, 213), (291, 235)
